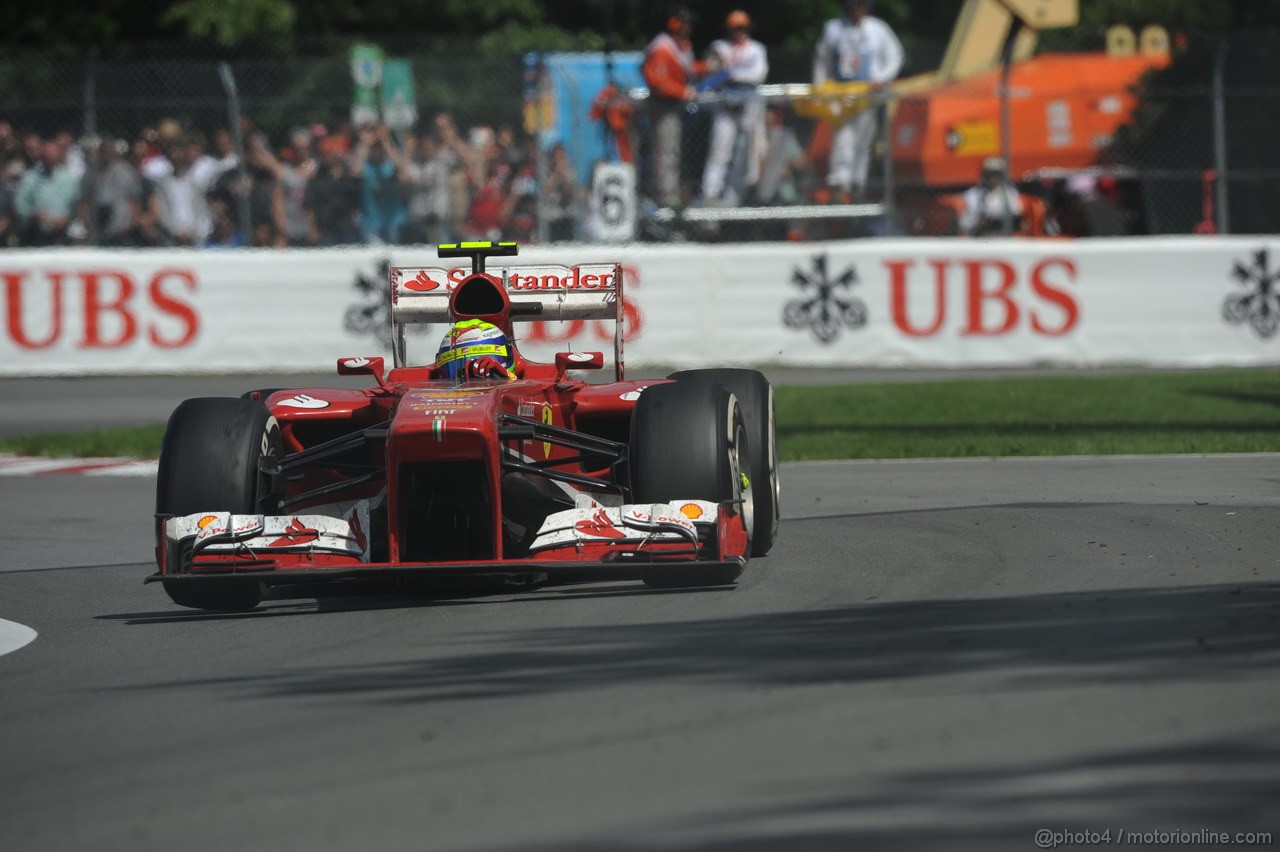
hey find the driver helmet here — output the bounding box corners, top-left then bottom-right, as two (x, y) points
(435, 319), (515, 380)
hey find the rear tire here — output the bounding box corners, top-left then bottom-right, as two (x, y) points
(668, 369), (779, 556)
(156, 398), (280, 611)
(630, 381), (750, 588)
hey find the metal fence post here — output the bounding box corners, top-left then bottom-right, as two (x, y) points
(218, 62), (252, 244)
(998, 19), (1024, 236)
(1212, 37), (1230, 235)
(881, 95), (894, 236)
(532, 54), (549, 244)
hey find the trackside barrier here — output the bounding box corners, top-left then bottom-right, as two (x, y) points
(1, 237), (1277, 376)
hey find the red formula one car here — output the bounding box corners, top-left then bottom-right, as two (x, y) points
(150, 242), (779, 611)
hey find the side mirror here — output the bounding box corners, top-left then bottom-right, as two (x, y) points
(337, 356), (387, 387)
(555, 351), (605, 380)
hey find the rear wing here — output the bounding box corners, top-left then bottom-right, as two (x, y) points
(388, 261), (625, 377)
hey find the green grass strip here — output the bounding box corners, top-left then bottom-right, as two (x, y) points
(2, 370), (1278, 462)
(777, 369), (1280, 460)
(0, 425), (167, 460)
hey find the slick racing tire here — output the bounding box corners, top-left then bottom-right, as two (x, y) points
(669, 369), (779, 556)
(630, 381), (751, 588)
(156, 398), (281, 612)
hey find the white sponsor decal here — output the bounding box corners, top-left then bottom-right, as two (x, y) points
(529, 501), (716, 552)
(567, 352), (595, 363)
(166, 502), (372, 561)
(0, 618), (37, 658)
(261, 416), (279, 456)
(277, 394), (329, 409)
(619, 385), (649, 401)
(190, 512), (264, 544)
(343, 357), (371, 368)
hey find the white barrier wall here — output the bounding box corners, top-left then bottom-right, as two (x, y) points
(2, 238), (1278, 376)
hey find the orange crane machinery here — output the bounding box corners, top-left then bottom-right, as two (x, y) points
(890, 0), (1170, 188)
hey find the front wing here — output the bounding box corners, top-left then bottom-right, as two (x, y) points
(149, 499), (749, 588)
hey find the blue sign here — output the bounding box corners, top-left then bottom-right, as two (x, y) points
(525, 52), (644, 187)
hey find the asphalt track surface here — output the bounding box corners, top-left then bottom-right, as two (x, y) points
(2, 372), (1279, 850)
(2, 450), (1279, 851)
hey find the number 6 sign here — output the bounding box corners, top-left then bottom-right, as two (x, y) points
(588, 162), (636, 243)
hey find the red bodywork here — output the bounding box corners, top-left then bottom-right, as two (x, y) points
(152, 249), (748, 590)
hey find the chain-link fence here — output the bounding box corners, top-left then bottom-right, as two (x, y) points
(0, 30), (1275, 249)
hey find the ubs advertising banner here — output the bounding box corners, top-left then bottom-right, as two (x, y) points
(1, 238), (1277, 376)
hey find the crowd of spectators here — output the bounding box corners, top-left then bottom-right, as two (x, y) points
(0, 113), (581, 249)
(0, 2), (1138, 250)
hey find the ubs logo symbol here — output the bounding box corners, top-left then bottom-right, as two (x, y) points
(1223, 248), (1280, 339)
(344, 257), (394, 346)
(345, 257), (430, 348)
(783, 254), (867, 344)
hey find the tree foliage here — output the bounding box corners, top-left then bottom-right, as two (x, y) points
(1, 0), (1277, 54)
(163, 0), (297, 46)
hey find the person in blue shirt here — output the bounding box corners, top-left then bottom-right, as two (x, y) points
(352, 124), (409, 244)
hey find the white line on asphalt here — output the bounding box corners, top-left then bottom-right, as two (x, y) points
(0, 618), (37, 657)
(785, 452), (1280, 467)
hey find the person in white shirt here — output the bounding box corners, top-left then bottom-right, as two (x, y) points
(149, 138), (212, 245)
(959, 156), (1023, 236)
(813, 0), (903, 201)
(701, 9), (768, 203)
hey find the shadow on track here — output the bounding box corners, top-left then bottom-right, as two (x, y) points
(96, 579), (733, 625)
(508, 729), (1280, 851)
(107, 580), (1280, 701)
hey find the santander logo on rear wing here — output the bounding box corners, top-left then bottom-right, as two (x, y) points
(390, 263), (622, 324)
(388, 260), (626, 377)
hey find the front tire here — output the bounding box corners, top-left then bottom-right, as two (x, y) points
(629, 381), (750, 588)
(156, 398), (280, 611)
(668, 369), (779, 556)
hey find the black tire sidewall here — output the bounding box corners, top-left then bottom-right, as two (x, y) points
(667, 369), (778, 556)
(629, 381), (749, 587)
(157, 397), (279, 516)
(630, 380), (738, 507)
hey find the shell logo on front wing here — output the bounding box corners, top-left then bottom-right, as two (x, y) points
(679, 503), (704, 520)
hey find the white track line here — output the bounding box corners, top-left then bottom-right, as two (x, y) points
(0, 454), (157, 477)
(0, 619), (37, 657)
(785, 452), (1280, 467)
